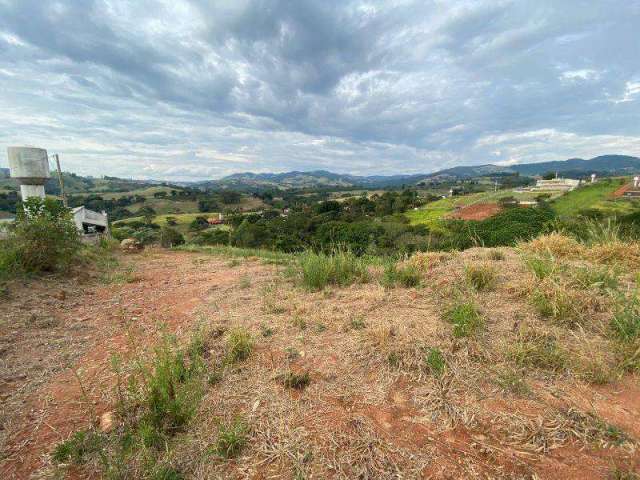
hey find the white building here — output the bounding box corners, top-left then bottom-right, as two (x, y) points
(532, 178), (581, 192)
(72, 206), (109, 235)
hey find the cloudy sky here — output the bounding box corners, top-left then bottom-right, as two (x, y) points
(1, 0), (639, 180)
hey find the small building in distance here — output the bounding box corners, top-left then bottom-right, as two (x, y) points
(532, 178), (581, 192)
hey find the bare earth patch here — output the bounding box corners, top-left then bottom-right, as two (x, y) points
(450, 203), (502, 221)
(1, 248), (639, 479)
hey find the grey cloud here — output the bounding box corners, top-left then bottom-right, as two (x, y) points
(0, 0), (639, 180)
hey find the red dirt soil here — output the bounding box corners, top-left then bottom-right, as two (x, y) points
(450, 202), (502, 221)
(0, 250), (257, 479)
(612, 183), (632, 198)
(1, 249), (639, 479)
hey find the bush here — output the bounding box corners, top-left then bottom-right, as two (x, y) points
(0, 198), (80, 279)
(191, 229), (229, 246)
(143, 338), (205, 438)
(133, 227), (159, 246)
(160, 227), (185, 248)
(298, 249), (370, 291)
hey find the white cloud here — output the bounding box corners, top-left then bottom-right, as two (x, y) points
(0, 0), (638, 180)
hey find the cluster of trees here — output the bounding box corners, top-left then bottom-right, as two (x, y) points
(224, 191), (427, 255)
(0, 190), (19, 214)
(67, 194), (147, 221)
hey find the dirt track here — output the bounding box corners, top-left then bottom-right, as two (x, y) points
(1, 248), (639, 479)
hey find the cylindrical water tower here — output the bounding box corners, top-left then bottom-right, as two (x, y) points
(7, 147), (50, 200)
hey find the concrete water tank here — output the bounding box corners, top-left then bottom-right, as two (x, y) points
(7, 147), (50, 200)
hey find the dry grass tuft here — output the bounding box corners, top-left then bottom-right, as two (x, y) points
(521, 233), (585, 259)
(589, 241), (640, 269)
(499, 408), (631, 453)
(407, 251), (455, 271)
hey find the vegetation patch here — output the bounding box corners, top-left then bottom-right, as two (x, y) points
(423, 348), (446, 377)
(521, 233), (584, 259)
(224, 328), (254, 364)
(381, 261), (421, 288)
(297, 249), (370, 291)
(0, 198), (80, 281)
(509, 329), (567, 372)
(531, 285), (582, 328)
(464, 263), (497, 291)
(280, 370), (311, 390)
(213, 417), (249, 458)
(444, 301), (484, 338)
(495, 369), (530, 396)
(53, 333), (210, 477)
(523, 254), (558, 280)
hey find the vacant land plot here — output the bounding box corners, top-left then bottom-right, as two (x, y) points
(1, 245), (638, 479)
(407, 190), (561, 227)
(552, 179), (636, 217)
(450, 202), (502, 220)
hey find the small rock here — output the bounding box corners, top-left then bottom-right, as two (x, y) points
(120, 238), (143, 252)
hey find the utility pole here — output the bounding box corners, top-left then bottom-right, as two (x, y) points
(53, 154), (68, 207)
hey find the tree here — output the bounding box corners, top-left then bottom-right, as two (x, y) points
(542, 172), (556, 180)
(138, 206), (156, 225)
(189, 216), (210, 232)
(160, 227), (185, 248)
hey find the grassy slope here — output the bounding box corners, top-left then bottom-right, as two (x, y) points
(406, 190), (562, 228)
(551, 179), (634, 217)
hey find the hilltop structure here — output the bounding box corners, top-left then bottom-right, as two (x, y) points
(532, 178), (581, 192)
(7, 146), (109, 237)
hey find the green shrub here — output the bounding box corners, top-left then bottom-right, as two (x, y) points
(465, 264), (497, 291)
(444, 301), (484, 337)
(224, 328), (253, 364)
(214, 417), (249, 458)
(160, 227), (185, 248)
(191, 229), (230, 246)
(1, 198), (80, 279)
(298, 249), (370, 291)
(132, 227), (159, 246)
(143, 338), (205, 438)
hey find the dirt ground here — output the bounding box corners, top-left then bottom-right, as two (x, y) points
(450, 203), (502, 221)
(1, 248), (639, 479)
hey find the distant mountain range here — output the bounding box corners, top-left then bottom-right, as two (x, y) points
(2, 154), (638, 191)
(208, 154), (640, 189)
